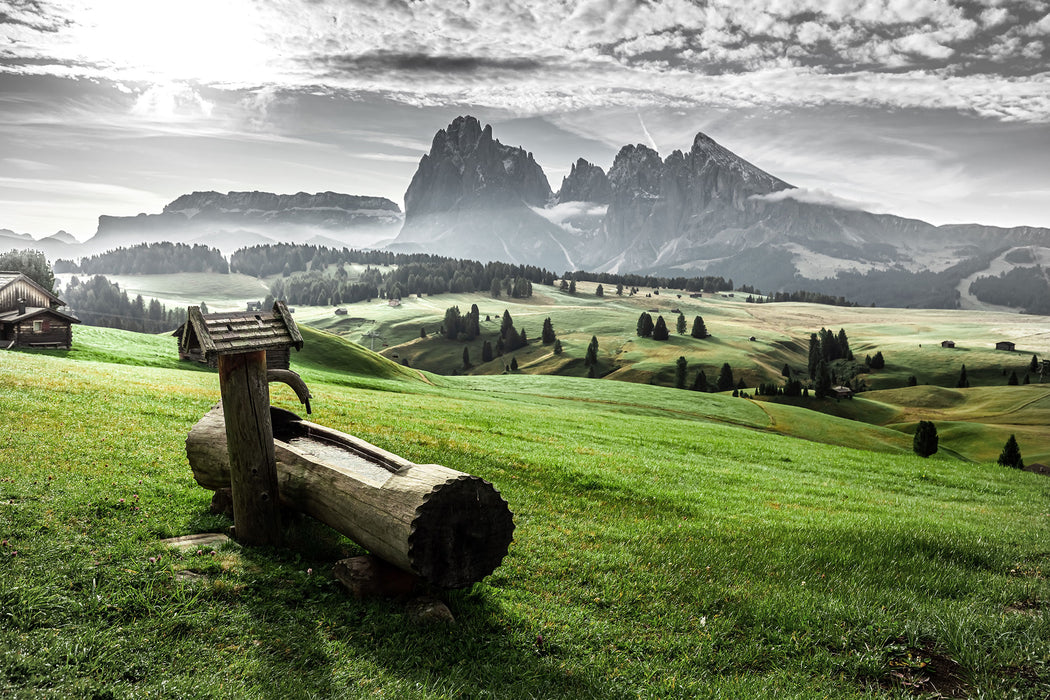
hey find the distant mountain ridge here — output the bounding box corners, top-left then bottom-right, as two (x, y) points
(392, 116), (1050, 301)
(88, 190), (402, 256)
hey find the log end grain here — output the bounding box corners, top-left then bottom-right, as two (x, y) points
(407, 474), (515, 589)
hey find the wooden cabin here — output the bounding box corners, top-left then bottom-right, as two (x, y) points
(995, 341), (1016, 351)
(831, 385), (854, 399)
(0, 271), (79, 350)
(941, 340), (955, 348)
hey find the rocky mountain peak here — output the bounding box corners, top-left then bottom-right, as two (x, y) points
(557, 158), (612, 204)
(403, 116), (553, 223)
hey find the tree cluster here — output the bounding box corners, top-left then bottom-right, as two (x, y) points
(0, 248), (55, 292)
(61, 275), (183, 333)
(443, 304), (481, 341)
(56, 242), (228, 275)
(969, 266), (1050, 315)
(563, 269), (732, 294)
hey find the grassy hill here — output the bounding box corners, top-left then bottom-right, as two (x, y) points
(1, 328), (1048, 698)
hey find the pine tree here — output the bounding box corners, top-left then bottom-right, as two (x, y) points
(870, 351), (885, 369)
(1008, 370), (1019, 385)
(462, 347), (471, 369)
(652, 316), (669, 340)
(1031, 355), (1040, 373)
(569, 279), (576, 294)
(907, 375), (918, 386)
(913, 420), (938, 458)
(482, 340), (493, 363)
(815, 359), (832, 398)
(957, 364), (969, 388)
(717, 363), (734, 392)
(998, 434), (1024, 469)
(781, 363), (791, 378)
(585, 335), (598, 369)
(596, 284), (604, 297)
(692, 369), (709, 392)
(676, 314), (686, 334)
(553, 339), (563, 355)
(691, 316), (708, 339)
(675, 356), (687, 389)
(637, 312), (654, 337)
(541, 317), (556, 345)
(808, 333), (821, 377)
(510, 357), (519, 371)
(420, 326), (427, 338)
(836, 328), (850, 360)
(616, 282), (624, 296)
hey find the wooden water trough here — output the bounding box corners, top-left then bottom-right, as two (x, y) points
(183, 302), (513, 589)
(187, 404), (515, 589)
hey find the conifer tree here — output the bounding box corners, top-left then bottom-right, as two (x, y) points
(1031, 355), (1040, 373)
(482, 340), (493, 363)
(717, 363), (734, 391)
(815, 359), (832, 398)
(782, 363), (791, 378)
(569, 279), (576, 294)
(998, 434), (1024, 469)
(541, 317), (556, 345)
(585, 335), (598, 369)
(676, 356), (687, 389)
(693, 369), (709, 392)
(913, 420), (938, 458)
(957, 364), (969, 388)
(596, 284), (604, 297)
(637, 312), (654, 337)
(462, 347), (471, 369)
(691, 316), (708, 339)
(553, 339), (563, 355)
(420, 326), (427, 338)
(652, 315), (670, 340)
(1008, 370), (1019, 385)
(808, 333), (821, 377)
(510, 357), (519, 371)
(676, 314), (687, 334)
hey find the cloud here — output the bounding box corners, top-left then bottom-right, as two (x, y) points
(2, 0), (1050, 124)
(750, 187), (880, 212)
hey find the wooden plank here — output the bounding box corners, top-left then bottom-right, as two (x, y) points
(158, 533), (233, 551)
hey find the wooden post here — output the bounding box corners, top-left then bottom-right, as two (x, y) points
(217, 351), (282, 546)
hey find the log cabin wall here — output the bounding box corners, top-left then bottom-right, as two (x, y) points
(0, 278), (57, 311)
(11, 316), (73, 347)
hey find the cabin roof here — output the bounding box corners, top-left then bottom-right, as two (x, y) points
(185, 301), (302, 361)
(0, 271), (66, 307)
(0, 305), (80, 324)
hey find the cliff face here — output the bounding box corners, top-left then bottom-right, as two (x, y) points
(556, 159), (612, 204)
(393, 117), (580, 270)
(89, 191), (402, 255)
(403, 116), (552, 223)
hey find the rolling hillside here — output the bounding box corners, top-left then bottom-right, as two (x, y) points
(1, 328), (1048, 697)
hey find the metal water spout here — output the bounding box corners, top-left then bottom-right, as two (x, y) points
(267, 369), (312, 414)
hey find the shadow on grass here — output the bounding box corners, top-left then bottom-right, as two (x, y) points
(202, 515), (614, 699)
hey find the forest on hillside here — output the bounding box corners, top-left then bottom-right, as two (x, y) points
(55, 242), (229, 275)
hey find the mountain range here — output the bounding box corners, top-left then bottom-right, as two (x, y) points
(390, 117), (1050, 296)
(4, 115), (1050, 308)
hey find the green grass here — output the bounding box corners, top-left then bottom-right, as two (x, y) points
(2, 328), (1049, 698)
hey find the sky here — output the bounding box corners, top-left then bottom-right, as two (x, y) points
(1, 0), (1049, 241)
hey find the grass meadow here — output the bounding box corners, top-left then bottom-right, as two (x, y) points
(1, 326), (1048, 698)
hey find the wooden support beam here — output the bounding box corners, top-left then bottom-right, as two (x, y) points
(217, 351), (282, 546)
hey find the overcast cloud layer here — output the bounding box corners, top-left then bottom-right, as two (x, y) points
(1, 0), (1049, 237)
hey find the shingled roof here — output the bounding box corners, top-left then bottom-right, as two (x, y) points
(184, 301), (303, 362)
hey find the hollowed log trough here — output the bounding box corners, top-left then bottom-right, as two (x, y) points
(187, 404), (514, 589)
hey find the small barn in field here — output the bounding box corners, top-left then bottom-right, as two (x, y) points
(996, 341), (1016, 352)
(941, 340), (956, 348)
(0, 271), (80, 350)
